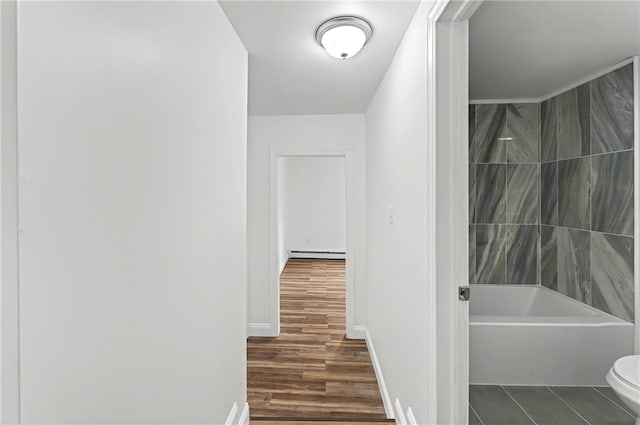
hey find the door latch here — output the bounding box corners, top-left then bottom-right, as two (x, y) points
(458, 285), (470, 301)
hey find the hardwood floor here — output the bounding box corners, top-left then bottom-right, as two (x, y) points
(247, 259), (389, 421)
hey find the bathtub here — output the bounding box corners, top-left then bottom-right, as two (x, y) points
(470, 285), (634, 386)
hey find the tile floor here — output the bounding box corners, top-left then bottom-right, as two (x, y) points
(470, 385), (636, 425)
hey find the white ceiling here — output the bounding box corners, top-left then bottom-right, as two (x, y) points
(469, 1), (640, 101)
(219, 1), (420, 116)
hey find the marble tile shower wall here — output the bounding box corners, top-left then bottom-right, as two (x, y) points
(469, 63), (635, 322)
(540, 63), (634, 322)
(469, 103), (541, 286)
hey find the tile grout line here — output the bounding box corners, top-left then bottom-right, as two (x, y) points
(592, 387), (636, 419)
(539, 148), (634, 164)
(588, 155), (593, 305)
(504, 109), (509, 286)
(532, 223), (631, 239)
(546, 386), (592, 425)
(469, 403), (486, 425)
(501, 386), (538, 425)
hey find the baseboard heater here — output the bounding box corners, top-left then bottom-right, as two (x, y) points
(289, 250), (346, 260)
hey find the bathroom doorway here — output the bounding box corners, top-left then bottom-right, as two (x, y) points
(466, 2), (640, 424)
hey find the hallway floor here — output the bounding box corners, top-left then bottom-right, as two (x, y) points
(247, 259), (388, 421)
(470, 385), (636, 425)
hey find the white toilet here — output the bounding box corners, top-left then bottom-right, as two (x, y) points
(607, 355), (640, 425)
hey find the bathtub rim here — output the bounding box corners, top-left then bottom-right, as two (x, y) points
(469, 284), (633, 326)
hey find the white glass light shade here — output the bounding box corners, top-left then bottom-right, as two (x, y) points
(321, 25), (367, 59)
(316, 16), (372, 60)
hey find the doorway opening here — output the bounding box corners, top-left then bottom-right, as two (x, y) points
(267, 148), (356, 338)
(246, 149), (389, 420)
(466, 3), (640, 425)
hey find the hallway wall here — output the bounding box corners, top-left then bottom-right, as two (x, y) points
(364, 1), (433, 422)
(17, 2), (248, 423)
(247, 114), (366, 334)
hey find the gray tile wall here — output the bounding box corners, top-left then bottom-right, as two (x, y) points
(469, 63), (635, 322)
(540, 63), (635, 322)
(469, 103), (540, 285)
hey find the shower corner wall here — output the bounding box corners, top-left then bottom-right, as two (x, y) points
(469, 62), (635, 323)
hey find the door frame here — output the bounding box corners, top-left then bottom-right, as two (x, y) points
(634, 56), (639, 353)
(268, 147), (356, 338)
(1, 0), (21, 422)
(426, 1), (482, 423)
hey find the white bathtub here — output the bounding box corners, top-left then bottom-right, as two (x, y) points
(470, 285), (634, 386)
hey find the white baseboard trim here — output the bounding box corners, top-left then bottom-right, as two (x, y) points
(224, 402), (238, 425)
(363, 327), (394, 420)
(394, 398), (407, 425)
(248, 323), (272, 337)
(406, 407), (417, 425)
(351, 325), (367, 340)
(238, 402), (250, 425)
(279, 255), (288, 275)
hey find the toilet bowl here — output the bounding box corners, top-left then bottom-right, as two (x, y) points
(607, 355), (640, 425)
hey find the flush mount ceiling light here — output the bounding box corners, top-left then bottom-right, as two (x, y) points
(315, 16), (373, 60)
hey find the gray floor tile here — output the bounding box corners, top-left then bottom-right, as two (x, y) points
(504, 386), (588, 425)
(470, 405), (484, 425)
(594, 386), (636, 417)
(470, 385), (534, 425)
(551, 387), (635, 425)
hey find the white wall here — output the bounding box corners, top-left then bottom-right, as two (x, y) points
(364, 2), (434, 423)
(248, 114), (365, 333)
(285, 156), (346, 254)
(17, 2), (248, 423)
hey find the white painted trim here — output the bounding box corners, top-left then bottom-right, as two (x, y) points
(278, 254), (288, 276)
(424, 3), (444, 425)
(469, 98), (539, 105)
(634, 56), (639, 354)
(394, 399), (407, 425)
(428, 0), (450, 22)
(406, 407), (418, 425)
(247, 323), (272, 338)
(224, 402), (238, 425)
(540, 57), (635, 102)
(452, 19), (471, 425)
(269, 147), (357, 338)
(1, 1), (21, 423)
(456, 0), (482, 21)
(363, 327), (394, 420)
(430, 1), (478, 424)
(352, 324), (366, 340)
(269, 151), (281, 337)
(237, 402), (250, 425)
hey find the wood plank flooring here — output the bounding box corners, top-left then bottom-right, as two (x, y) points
(247, 259), (389, 421)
